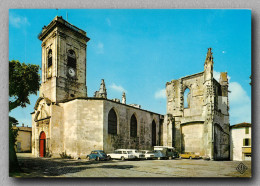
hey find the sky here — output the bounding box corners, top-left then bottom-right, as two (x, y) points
(9, 9), (251, 127)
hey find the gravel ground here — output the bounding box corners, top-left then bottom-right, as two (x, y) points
(15, 153), (251, 178)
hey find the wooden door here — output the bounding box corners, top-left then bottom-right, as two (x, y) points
(39, 132), (46, 157)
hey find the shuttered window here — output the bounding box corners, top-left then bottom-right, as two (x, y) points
(243, 138), (251, 146)
(130, 114), (137, 137)
(108, 109), (117, 135)
(245, 127), (249, 134)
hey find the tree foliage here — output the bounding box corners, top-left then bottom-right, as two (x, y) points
(9, 60), (40, 175)
(9, 60), (40, 111)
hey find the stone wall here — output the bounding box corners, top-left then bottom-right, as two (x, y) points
(103, 100), (162, 153)
(62, 99), (104, 158)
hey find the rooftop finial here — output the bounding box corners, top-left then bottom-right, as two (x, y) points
(205, 47), (213, 64)
(122, 92), (126, 104)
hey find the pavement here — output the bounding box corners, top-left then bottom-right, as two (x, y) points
(14, 153), (251, 178)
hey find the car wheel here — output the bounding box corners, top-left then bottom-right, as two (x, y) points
(86, 156), (90, 161)
(121, 156), (125, 161)
(189, 156), (192, 160)
(96, 157), (100, 161)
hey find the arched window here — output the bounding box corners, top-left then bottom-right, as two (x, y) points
(152, 120), (156, 146)
(47, 49), (52, 78)
(108, 108), (117, 135)
(184, 88), (191, 108)
(130, 114), (137, 137)
(67, 49), (76, 69)
(48, 49), (52, 68)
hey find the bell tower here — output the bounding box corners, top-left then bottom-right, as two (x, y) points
(38, 16), (90, 103)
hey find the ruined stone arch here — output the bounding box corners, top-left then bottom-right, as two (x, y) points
(130, 113), (138, 138)
(183, 87), (191, 108)
(108, 107), (118, 135)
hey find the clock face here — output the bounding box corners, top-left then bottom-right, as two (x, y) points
(68, 68), (76, 77)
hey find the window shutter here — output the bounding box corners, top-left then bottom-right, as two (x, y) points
(243, 139), (245, 146)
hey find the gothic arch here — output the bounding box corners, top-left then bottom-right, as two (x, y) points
(130, 113), (138, 138)
(108, 108), (118, 135)
(152, 120), (156, 146)
(184, 87), (191, 108)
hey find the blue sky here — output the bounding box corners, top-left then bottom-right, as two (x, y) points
(9, 9), (251, 126)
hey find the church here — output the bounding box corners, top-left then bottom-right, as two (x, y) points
(31, 16), (230, 160)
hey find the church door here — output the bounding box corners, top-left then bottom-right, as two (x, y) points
(39, 132), (46, 157)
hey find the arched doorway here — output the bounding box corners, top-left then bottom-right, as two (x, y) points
(39, 131), (46, 157)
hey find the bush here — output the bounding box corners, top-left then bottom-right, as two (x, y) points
(59, 151), (72, 159)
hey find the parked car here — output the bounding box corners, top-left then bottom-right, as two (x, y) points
(116, 149), (145, 159)
(180, 152), (200, 159)
(140, 150), (157, 159)
(107, 149), (135, 160)
(154, 146), (179, 160)
(86, 150), (110, 161)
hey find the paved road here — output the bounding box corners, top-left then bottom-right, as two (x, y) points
(16, 153), (251, 178)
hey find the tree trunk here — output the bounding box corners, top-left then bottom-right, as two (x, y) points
(9, 122), (21, 175)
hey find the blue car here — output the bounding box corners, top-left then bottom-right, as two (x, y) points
(86, 150), (110, 161)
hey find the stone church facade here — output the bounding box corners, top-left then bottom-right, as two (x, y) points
(32, 16), (229, 160)
(163, 48), (230, 160)
(31, 16), (163, 158)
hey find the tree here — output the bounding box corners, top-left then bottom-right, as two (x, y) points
(9, 60), (40, 111)
(9, 60), (40, 175)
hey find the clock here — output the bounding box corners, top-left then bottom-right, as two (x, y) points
(68, 67), (76, 77)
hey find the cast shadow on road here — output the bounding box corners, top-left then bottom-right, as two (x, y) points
(17, 156), (135, 177)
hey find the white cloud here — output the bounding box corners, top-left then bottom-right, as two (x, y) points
(96, 42), (104, 54)
(110, 83), (127, 93)
(106, 18), (111, 26)
(155, 89), (166, 99)
(213, 70), (231, 82)
(222, 51), (226, 54)
(9, 13), (30, 28)
(229, 82), (251, 124)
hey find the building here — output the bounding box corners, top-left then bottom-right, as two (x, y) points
(31, 16), (163, 158)
(163, 48), (230, 160)
(13, 124), (32, 153)
(230, 122), (251, 161)
(31, 16), (230, 160)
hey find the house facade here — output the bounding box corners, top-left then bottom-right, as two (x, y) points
(230, 122), (251, 161)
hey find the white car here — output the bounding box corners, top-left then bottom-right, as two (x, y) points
(116, 149), (145, 159)
(140, 150), (156, 159)
(107, 150), (135, 160)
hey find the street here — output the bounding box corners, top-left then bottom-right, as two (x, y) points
(16, 153), (251, 178)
